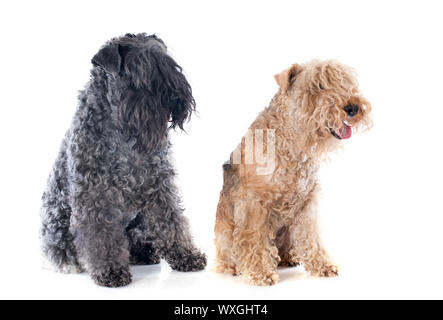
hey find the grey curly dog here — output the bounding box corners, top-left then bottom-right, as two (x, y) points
(40, 33), (207, 287)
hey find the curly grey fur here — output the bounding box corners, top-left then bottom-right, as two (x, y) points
(40, 33), (206, 287)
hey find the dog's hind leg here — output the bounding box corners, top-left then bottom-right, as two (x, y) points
(214, 196), (238, 275)
(125, 213), (161, 265)
(40, 149), (83, 273)
(41, 193), (83, 273)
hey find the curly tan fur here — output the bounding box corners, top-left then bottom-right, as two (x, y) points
(214, 60), (372, 285)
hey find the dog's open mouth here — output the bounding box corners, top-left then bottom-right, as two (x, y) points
(329, 122), (352, 140)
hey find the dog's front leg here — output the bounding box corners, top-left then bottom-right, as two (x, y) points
(232, 198), (280, 285)
(70, 188), (132, 287)
(286, 190), (339, 277)
(141, 180), (207, 272)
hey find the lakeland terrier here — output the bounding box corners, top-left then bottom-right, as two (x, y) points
(214, 60), (371, 285)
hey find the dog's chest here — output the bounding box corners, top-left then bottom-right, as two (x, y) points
(271, 155), (318, 214)
(110, 145), (173, 207)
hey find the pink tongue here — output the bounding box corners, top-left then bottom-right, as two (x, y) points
(339, 124), (352, 139)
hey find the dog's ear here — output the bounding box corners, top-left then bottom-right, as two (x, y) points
(91, 44), (121, 76)
(274, 64), (302, 92)
(162, 59), (196, 130)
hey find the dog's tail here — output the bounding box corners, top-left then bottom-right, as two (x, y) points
(222, 160), (231, 170)
(222, 160), (233, 182)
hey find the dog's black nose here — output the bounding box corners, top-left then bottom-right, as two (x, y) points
(344, 104), (359, 117)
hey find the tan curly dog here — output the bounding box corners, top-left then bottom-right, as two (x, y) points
(214, 60), (372, 285)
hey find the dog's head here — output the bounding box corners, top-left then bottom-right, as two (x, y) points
(275, 60), (372, 153)
(91, 33), (195, 152)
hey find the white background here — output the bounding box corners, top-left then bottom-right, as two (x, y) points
(1, 0), (442, 299)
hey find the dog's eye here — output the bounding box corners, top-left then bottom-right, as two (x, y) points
(319, 84), (324, 90)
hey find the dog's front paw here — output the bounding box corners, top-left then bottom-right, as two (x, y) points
(245, 271), (279, 286)
(169, 251), (207, 272)
(214, 261), (239, 275)
(92, 266), (132, 287)
(311, 264), (339, 278)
